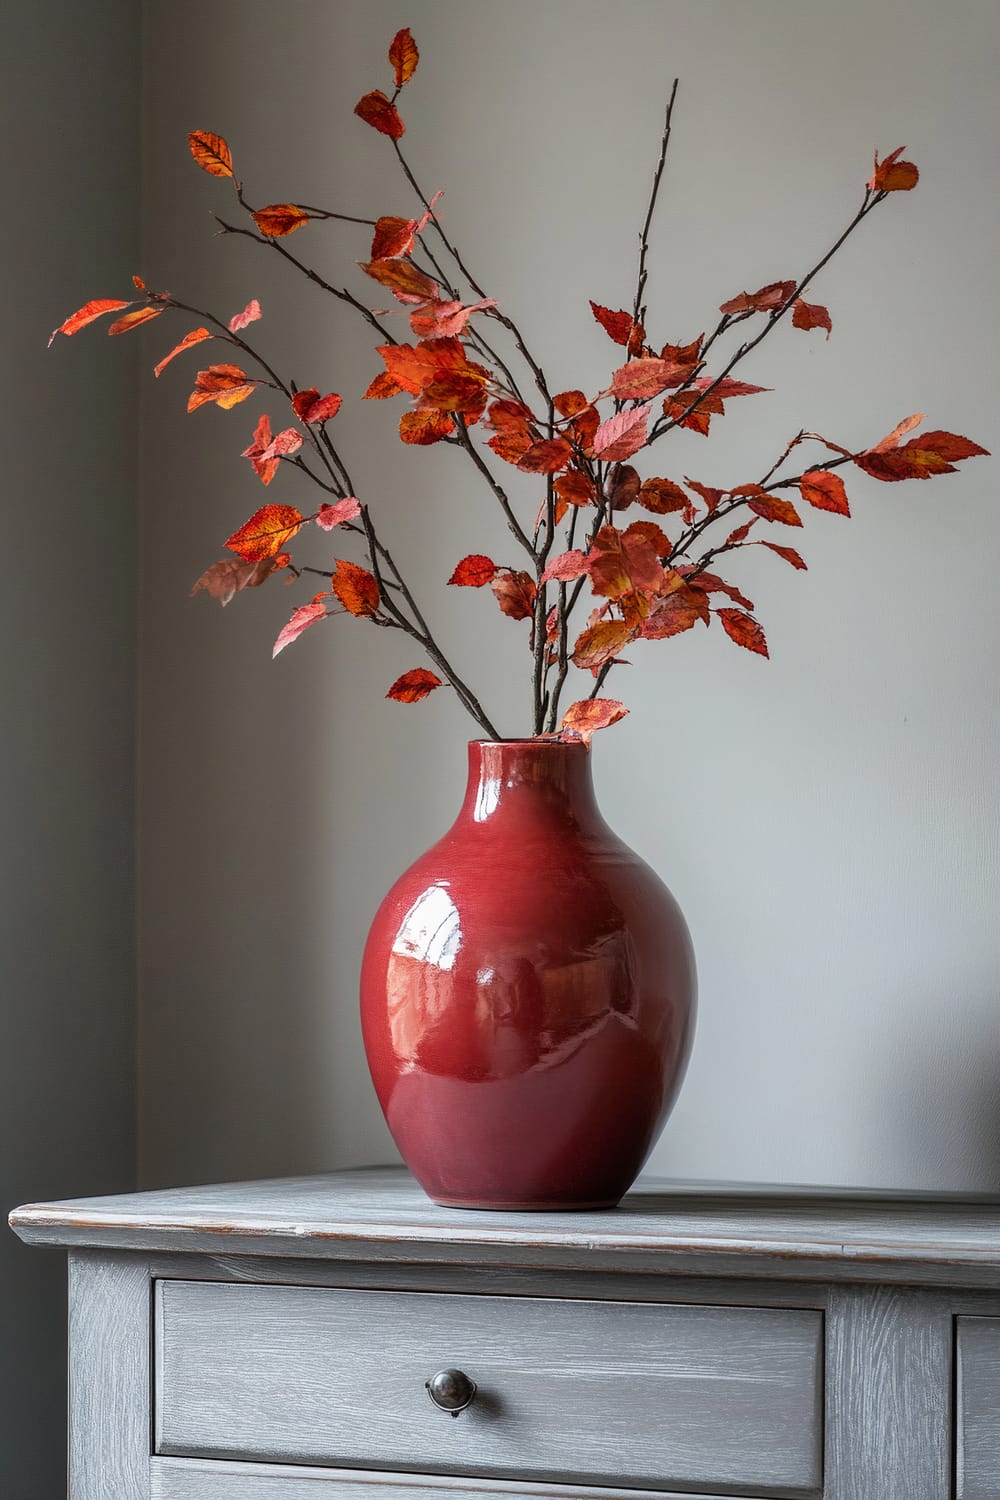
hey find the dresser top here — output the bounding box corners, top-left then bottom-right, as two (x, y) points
(11, 1165), (1000, 1286)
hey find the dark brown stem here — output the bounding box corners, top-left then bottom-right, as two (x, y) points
(633, 81), (679, 332)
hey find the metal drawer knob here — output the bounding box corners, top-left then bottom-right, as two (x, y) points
(425, 1367), (477, 1416)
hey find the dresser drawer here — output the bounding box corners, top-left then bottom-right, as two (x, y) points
(155, 1282), (823, 1495)
(957, 1315), (1000, 1497)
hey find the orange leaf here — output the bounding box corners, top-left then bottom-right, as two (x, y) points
(856, 430), (989, 482)
(387, 669), (442, 704)
(273, 599), (328, 658)
(410, 296), (496, 340)
(541, 550), (588, 586)
(491, 569), (536, 621)
(571, 619), (632, 670)
(361, 258), (438, 303)
(449, 555), (497, 587)
(760, 541), (807, 570)
(593, 400), (654, 462)
(560, 698), (629, 744)
(720, 280), (796, 316)
(226, 503), (303, 561)
(187, 363), (259, 412)
(108, 305), (165, 336)
(798, 469), (851, 514)
(869, 147), (919, 193)
(364, 370), (403, 400)
(132, 274), (146, 290)
(637, 477), (688, 514)
(371, 215), (417, 259)
(553, 389), (589, 417)
(423, 372), (488, 414)
(517, 437), (574, 474)
(588, 523), (663, 599)
(554, 469), (596, 507)
(191, 552), (289, 606)
(331, 559), (380, 616)
(872, 412), (926, 452)
(399, 408), (454, 444)
(488, 429), (534, 465)
(316, 498), (361, 530)
(610, 356), (694, 400)
(153, 327), (211, 378)
(292, 388), (342, 423)
(746, 491), (803, 527)
(253, 204), (309, 237)
(48, 297), (129, 346)
(354, 90), (405, 140)
(241, 413), (280, 485)
(717, 608), (769, 657)
(792, 298), (831, 338)
(589, 301), (636, 347)
(641, 586), (709, 639)
(188, 130), (233, 178)
(389, 27), (419, 86)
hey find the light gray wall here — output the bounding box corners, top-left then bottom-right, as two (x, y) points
(138, 0), (999, 1192)
(0, 2), (140, 1494)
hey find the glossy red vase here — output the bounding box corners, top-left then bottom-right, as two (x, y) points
(360, 740), (696, 1210)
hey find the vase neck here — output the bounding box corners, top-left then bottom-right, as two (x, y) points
(458, 740), (604, 830)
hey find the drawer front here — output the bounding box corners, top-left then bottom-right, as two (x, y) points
(155, 1282), (823, 1495)
(957, 1315), (1000, 1497)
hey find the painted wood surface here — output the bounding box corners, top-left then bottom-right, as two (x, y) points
(155, 1281), (823, 1494)
(69, 1252), (151, 1500)
(824, 1285), (952, 1499)
(957, 1314), (1000, 1497)
(151, 1454), (770, 1500)
(13, 1165), (1000, 1287)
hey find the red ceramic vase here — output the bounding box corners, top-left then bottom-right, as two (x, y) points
(360, 740), (696, 1210)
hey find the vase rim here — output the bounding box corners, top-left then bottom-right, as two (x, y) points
(469, 737), (589, 750)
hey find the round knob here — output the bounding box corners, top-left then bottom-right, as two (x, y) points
(425, 1367), (477, 1416)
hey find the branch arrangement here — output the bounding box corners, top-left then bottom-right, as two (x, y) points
(51, 27), (988, 742)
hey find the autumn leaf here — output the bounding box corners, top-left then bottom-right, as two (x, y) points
(872, 412), (925, 452)
(745, 490), (803, 527)
(856, 430), (989, 481)
(389, 27), (419, 86)
(593, 400), (655, 462)
(360, 258), (438, 303)
(273, 598), (328, 658)
(108, 305), (165, 336)
(517, 437), (573, 474)
(587, 523), (663, 599)
(152, 327), (211, 377)
(291, 388), (342, 424)
(188, 130), (234, 178)
(226, 503), (303, 561)
(331, 559), (380, 616)
(540, 550), (589, 585)
(132, 275), (146, 290)
(792, 298), (832, 338)
(589, 301), (635, 346)
(799, 469), (851, 514)
(869, 146), (919, 193)
(242, 413), (280, 485)
(258, 427), (303, 463)
(315, 498), (361, 531)
(449, 555), (497, 587)
(572, 618), (632, 670)
(191, 552), (289, 606)
(364, 370), (403, 400)
(355, 90), (405, 140)
(637, 476), (688, 514)
(491, 569), (536, 620)
(410, 296), (497, 339)
(228, 299), (262, 333)
(187, 363), (259, 412)
(608, 464), (640, 511)
(48, 297), (129, 346)
(718, 608), (769, 657)
(376, 340), (448, 394)
(641, 586), (709, 639)
(422, 371), (488, 414)
(554, 470), (597, 507)
(560, 698), (629, 743)
(683, 570), (754, 611)
(685, 479), (726, 514)
(399, 408), (454, 444)
(610, 356), (694, 400)
(387, 669), (443, 704)
(371, 216), (417, 259)
(253, 204), (310, 237)
(719, 280), (796, 316)
(553, 389), (589, 417)
(760, 541), (807, 569)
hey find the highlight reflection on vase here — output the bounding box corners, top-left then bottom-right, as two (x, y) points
(361, 739), (697, 1210)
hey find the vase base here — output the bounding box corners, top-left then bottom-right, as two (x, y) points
(428, 1194), (622, 1213)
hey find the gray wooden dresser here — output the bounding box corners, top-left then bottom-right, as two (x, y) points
(10, 1167), (1000, 1499)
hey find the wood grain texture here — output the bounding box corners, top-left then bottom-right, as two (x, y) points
(13, 1166), (1000, 1287)
(825, 1285), (952, 1499)
(155, 1281), (823, 1494)
(151, 1454), (771, 1500)
(957, 1314), (1000, 1497)
(69, 1252), (151, 1500)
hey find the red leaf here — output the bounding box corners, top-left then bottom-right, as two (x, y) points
(48, 297), (129, 346)
(153, 326), (211, 377)
(423, 371), (488, 414)
(259, 427), (303, 462)
(587, 523), (663, 599)
(316, 498), (361, 530)
(593, 400), (654, 462)
(541, 550), (589, 585)
(364, 370), (403, 400)
(226, 503), (303, 561)
(517, 437), (574, 474)
(609, 357), (694, 400)
(792, 298), (831, 338)
(626, 519), (672, 556)
(331, 559), (380, 617)
(554, 470), (596, 508)
(361, 258), (438, 303)
(387, 669), (443, 704)
(132, 274), (146, 290)
(191, 553), (289, 606)
(717, 608), (769, 657)
(560, 698), (629, 744)
(589, 301), (634, 346)
(187, 363), (259, 412)
(389, 27), (419, 86)
(726, 519), (756, 545)
(253, 204), (309, 237)
(869, 147), (919, 193)
(188, 130), (233, 178)
(641, 586), (709, 639)
(608, 464), (641, 511)
(354, 90), (405, 140)
(684, 478), (726, 515)
(107, 305), (165, 336)
(488, 429), (534, 465)
(719, 280), (796, 316)
(685, 570), (754, 611)
(747, 491), (803, 527)
(399, 408), (454, 444)
(241, 413), (280, 485)
(637, 476), (688, 515)
(273, 599), (328, 658)
(376, 341), (446, 395)
(553, 389), (589, 417)
(571, 619), (632, 670)
(410, 296), (496, 340)
(760, 541), (807, 569)
(292, 388), (343, 424)
(856, 430), (989, 481)
(449, 555), (497, 587)
(371, 215), (417, 259)
(799, 469), (851, 514)
(706, 377), (770, 400)
(491, 569), (536, 621)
